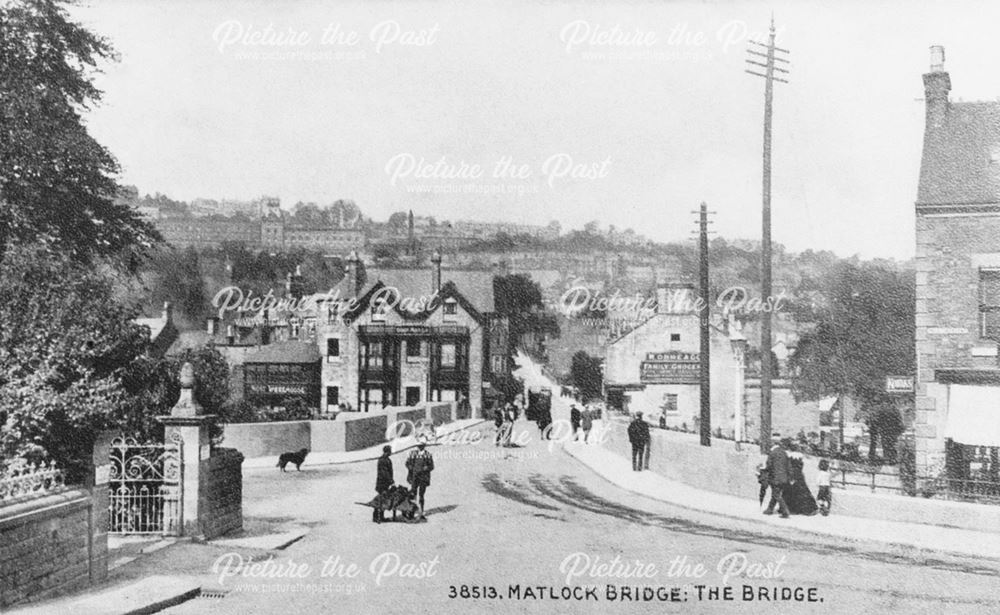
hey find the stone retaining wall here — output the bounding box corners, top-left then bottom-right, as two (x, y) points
(603, 417), (1000, 534)
(222, 401), (458, 459)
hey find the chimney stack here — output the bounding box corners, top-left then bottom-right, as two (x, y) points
(346, 250), (361, 296)
(923, 45), (951, 130)
(226, 324), (235, 346)
(162, 301), (173, 324)
(207, 317), (218, 335)
(431, 250), (442, 293)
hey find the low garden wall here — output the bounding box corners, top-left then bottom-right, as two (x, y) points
(0, 488), (108, 608)
(222, 401), (458, 459)
(603, 418), (1000, 534)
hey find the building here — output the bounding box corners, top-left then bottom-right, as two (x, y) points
(242, 342), (322, 409)
(914, 46), (1000, 479)
(154, 197), (365, 253)
(313, 252), (501, 415)
(134, 302), (179, 357)
(603, 286), (748, 438)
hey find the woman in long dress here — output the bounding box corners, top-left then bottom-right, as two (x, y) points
(786, 451), (818, 515)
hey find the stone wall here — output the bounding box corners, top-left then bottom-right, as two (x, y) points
(222, 421), (311, 459)
(345, 415), (388, 451)
(0, 488), (108, 608)
(222, 401), (459, 459)
(198, 448), (244, 540)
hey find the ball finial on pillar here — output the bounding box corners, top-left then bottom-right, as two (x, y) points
(180, 362), (195, 389)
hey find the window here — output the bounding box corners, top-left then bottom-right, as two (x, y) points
(491, 354), (506, 374)
(660, 393), (679, 415)
(440, 343), (456, 368)
(406, 340), (423, 359)
(364, 341), (383, 368)
(981, 269), (1000, 339)
(443, 299), (458, 320)
(670, 333), (681, 342)
(405, 386), (421, 406)
(326, 338), (340, 361)
(326, 386), (339, 408)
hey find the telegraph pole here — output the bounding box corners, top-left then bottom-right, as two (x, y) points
(697, 203), (712, 446)
(746, 17), (789, 454)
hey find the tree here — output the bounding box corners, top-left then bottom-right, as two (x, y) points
(147, 246), (207, 324)
(0, 0), (160, 267)
(0, 246), (152, 481)
(570, 351), (603, 401)
(493, 273), (559, 343)
(789, 262), (914, 462)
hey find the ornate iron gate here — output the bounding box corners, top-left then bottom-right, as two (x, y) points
(108, 432), (182, 535)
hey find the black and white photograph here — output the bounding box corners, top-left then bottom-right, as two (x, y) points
(2, 0), (1000, 613)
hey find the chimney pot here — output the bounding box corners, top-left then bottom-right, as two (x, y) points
(930, 45), (945, 72)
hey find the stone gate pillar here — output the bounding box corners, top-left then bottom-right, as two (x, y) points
(158, 362), (215, 538)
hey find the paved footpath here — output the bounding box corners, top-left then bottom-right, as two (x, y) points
(564, 438), (1000, 561)
(13, 417), (1000, 614)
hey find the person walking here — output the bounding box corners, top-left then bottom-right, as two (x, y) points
(493, 401), (505, 447)
(503, 402), (516, 447)
(570, 404), (582, 441)
(627, 411), (651, 471)
(816, 459), (832, 516)
(763, 433), (791, 518)
(406, 442), (434, 521)
(580, 405), (594, 444)
(373, 445), (394, 524)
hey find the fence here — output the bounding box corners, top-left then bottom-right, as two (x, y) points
(830, 464), (1000, 505)
(0, 461), (66, 503)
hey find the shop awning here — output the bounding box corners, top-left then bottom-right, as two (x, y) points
(944, 385), (1000, 446)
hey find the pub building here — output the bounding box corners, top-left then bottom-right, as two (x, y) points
(315, 251), (503, 414)
(242, 341), (322, 409)
(914, 46), (1000, 480)
(603, 285), (748, 437)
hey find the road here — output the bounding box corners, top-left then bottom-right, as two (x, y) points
(121, 408), (1000, 614)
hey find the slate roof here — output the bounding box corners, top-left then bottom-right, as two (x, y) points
(367, 267), (495, 314)
(918, 101), (1000, 207)
(322, 267), (495, 315)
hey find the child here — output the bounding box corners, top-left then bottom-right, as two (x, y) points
(816, 459), (832, 516)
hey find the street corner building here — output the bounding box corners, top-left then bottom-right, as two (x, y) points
(602, 284), (749, 439)
(915, 45), (1000, 478)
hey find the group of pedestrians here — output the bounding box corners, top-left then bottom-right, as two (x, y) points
(758, 432), (832, 517)
(372, 442), (435, 523)
(493, 393), (525, 447)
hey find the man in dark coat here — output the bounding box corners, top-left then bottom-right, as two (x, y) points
(406, 442), (435, 521)
(763, 433), (791, 518)
(570, 404), (582, 439)
(373, 445), (394, 523)
(627, 411), (651, 471)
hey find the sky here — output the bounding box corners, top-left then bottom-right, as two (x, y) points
(72, 0), (1000, 259)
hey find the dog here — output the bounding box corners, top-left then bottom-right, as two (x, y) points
(277, 448), (309, 472)
(361, 485), (418, 523)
